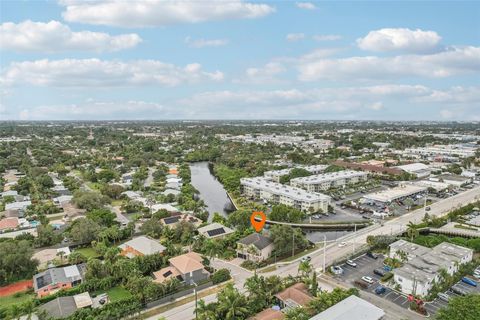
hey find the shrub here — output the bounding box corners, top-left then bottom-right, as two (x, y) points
(211, 268), (231, 284)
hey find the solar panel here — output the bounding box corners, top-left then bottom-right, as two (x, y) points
(163, 216), (180, 224)
(206, 228), (225, 237)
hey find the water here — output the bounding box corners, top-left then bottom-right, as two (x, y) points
(189, 162), (234, 221)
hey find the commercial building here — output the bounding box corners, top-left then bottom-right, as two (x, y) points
(309, 295), (385, 320)
(396, 163), (431, 178)
(241, 177), (331, 212)
(362, 184), (427, 206)
(290, 170), (368, 192)
(404, 144), (477, 160)
(390, 240), (473, 297)
(429, 174), (472, 187)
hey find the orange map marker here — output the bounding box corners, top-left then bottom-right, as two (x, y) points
(250, 211), (266, 232)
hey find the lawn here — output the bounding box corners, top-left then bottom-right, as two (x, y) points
(92, 286), (132, 303)
(75, 247), (101, 259)
(0, 292), (34, 308)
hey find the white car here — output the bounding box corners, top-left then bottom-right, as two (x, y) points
(361, 276), (374, 284)
(338, 242), (347, 247)
(346, 260), (357, 267)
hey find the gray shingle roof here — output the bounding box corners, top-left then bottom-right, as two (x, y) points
(239, 233), (273, 250)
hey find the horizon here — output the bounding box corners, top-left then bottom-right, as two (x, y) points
(1, 0), (479, 120)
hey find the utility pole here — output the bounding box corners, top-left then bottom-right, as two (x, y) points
(352, 224), (357, 255)
(193, 281), (198, 320)
(292, 232), (295, 258)
(323, 234), (326, 273)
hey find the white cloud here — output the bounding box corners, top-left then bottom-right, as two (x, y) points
(0, 20), (141, 53)
(357, 28), (441, 53)
(313, 34), (342, 41)
(440, 109), (454, 119)
(60, 0), (275, 28)
(369, 102), (384, 110)
(235, 62), (286, 84)
(286, 33), (305, 42)
(2, 59), (224, 87)
(298, 46), (480, 81)
(296, 2), (316, 10)
(185, 36), (228, 48)
(15, 100), (165, 120)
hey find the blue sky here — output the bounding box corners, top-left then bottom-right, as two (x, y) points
(0, 0), (479, 120)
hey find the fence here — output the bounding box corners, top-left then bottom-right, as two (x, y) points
(145, 281), (214, 309)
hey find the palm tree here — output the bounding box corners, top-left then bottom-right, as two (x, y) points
(298, 260), (312, 278)
(195, 299), (218, 320)
(406, 221), (419, 242)
(217, 283), (249, 320)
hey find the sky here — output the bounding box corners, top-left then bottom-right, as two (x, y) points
(0, 0), (479, 121)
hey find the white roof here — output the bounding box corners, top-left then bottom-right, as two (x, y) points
(5, 201), (31, 210)
(119, 236), (166, 255)
(363, 184), (426, 203)
(291, 170), (367, 185)
(63, 265), (80, 278)
(396, 163), (430, 172)
(309, 295), (385, 320)
(73, 292), (93, 309)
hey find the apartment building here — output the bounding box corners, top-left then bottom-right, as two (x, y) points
(389, 240), (473, 297)
(263, 164), (328, 182)
(290, 170), (368, 192)
(240, 177), (331, 212)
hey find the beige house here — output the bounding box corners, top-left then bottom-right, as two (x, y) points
(236, 233), (274, 262)
(153, 252), (209, 285)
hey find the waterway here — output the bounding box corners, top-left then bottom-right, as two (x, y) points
(189, 161), (234, 221)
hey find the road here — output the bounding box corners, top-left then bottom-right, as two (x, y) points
(152, 186), (480, 320)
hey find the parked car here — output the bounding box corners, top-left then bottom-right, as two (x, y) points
(361, 276), (374, 284)
(462, 277), (477, 287)
(425, 206), (431, 211)
(330, 266), (344, 275)
(373, 268), (386, 277)
(472, 272), (480, 279)
(346, 260), (357, 267)
(451, 285), (467, 296)
(354, 280), (369, 289)
(366, 252), (379, 259)
(438, 292), (450, 302)
(375, 285), (386, 294)
(338, 242), (347, 247)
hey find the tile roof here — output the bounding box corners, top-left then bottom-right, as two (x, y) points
(275, 283), (312, 308)
(169, 252), (204, 274)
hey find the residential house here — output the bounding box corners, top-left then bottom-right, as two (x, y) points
(119, 236), (166, 258)
(0, 217), (19, 232)
(237, 233), (274, 262)
(33, 264), (87, 298)
(275, 283), (313, 310)
(38, 292), (93, 319)
(197, 223), (234, 239)
(249, 308), (285, 320)
(160, 213), (202, 229)
(153, 252), (209, 285)
(5, 200), (31, 217)
(33, 247), (71, 269)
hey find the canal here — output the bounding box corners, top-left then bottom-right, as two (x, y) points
(189, 161), (234, 221)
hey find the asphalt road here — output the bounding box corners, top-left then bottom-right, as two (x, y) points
(153, 186), (480, 320)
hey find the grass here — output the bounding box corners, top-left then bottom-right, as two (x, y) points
(86, 182), (102, 191)
(75, 247), (101, 259)
(258, 265), (277, 273)
(280, 244), (320, 263)
(111, 199), (123, 206)
(91, 286), (132, 302)
(0, 292), (34, 308)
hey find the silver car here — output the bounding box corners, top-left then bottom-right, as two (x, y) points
(438, 292), (450, 302)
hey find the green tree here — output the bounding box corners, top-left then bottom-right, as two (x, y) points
(68, 218), (101, 244)
(436, 294), (480, 320)
(0, 239), (38, 285)
(406, 221), (419, 242)
(73, 190), (109, 211)
(216, 283), (249, 320)
(86, 208), (117, 227)
(269, 204), (306, 223)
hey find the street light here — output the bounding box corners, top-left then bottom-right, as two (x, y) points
(193, 281), (198, 320)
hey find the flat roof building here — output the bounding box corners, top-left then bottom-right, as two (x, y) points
(362, 184), (427, 205)
(241, 177), (331, 213)
(263, 165), (328, 182)
(309, 295), (385, 320)
(290, 170), (368, 192)
(391, 241), (473, 297)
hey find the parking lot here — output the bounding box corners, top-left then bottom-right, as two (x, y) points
(334, 254), (480, 316)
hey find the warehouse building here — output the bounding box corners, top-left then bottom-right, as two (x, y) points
(396, 163), (431, 178)
(240, 177), (331, 213)
(362, 184), (427, 206)
(390, 240), (473, 297)
(290, 170), (368, 192)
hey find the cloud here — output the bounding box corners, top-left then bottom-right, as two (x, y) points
(286, 33), (305, 42)
(2, 59), (224, 87)
(60, 0), (275, 28)
(184, 36), (228, 48)
(0, 20), (141, 53)
(235, 62), (286, 84)
(296, 2), (316, 10)
(313, 34), (342, 41)
(15, 100), (165, 120)
(440, 109), (454, 119)
(298, 46), (480, 81)
(357, 28), (441, 53)
(369, 102), (384, 110)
